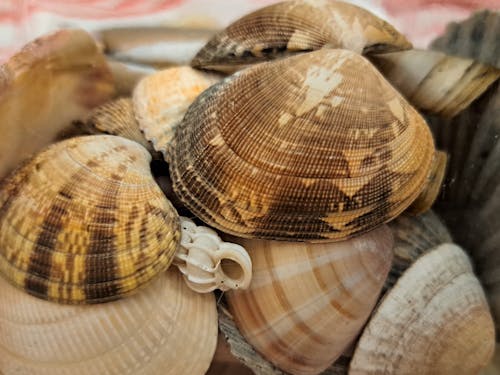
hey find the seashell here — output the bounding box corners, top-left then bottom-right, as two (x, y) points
(430, 10), (500, 69)
(76, 97), (157, 155)
(169, 49), (437, 241)
(0, 29), (114, 180)
(0, 135), (180, 304)
(0, 268), (218, 375)
(106, 58), (156, 96)
(99, 26), (217, 67)
(386, 210), (452, 289)
(370, 49), (500, 118)
(426, 10), (500, 337)
(225, 225), (394, 375)
(133, 66), (221, 157)
(349, 243), (495, 375)
(173, 216), (252, 293)
(191, 0), (412, 73)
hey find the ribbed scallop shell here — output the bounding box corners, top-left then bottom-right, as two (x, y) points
(0, 269), (217, 375)
(78, 97), (156, 154)
(225, 225), (393, 375)
(191, 0), (412, 73)
(133, 66), (221, 157)
(170, 49), (435, 241)
(349, 244), (495, 375)
(0, 135), (180, 304)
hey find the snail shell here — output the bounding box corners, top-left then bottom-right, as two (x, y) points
(191, 0), (412, 73)
(225, 225), (393, 375)
(349, 243), (495, 375)
(0, 135), (180, 304)
(170, 49), (435, 241)
(0, 269), (217, 375)
(133, 66), (221, 157)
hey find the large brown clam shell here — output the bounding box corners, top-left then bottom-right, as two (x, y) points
(0, 269), (217, 375)
(169, 49), (435, 241)
(349, 243), (495, 375)
(225, 225), (393, 375)
(0, 135), (180, 304)
(191, 0), (412, 73)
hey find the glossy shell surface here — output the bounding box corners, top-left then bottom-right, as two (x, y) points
(0, 269), (218, 375)
(170, 49), (435, 241)
(226, 225), (393, 375)
(0, 135), (180, 304)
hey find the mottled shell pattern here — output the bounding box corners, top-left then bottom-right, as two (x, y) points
(226, 225), (393, 375)
(349, 244), (495, 375)
(133, 66), (221, 157)
(191, 0), (412, 72)
(0, 135), (180, 304)
(0, 269), (217, 375)
(170, 49), (435, 241)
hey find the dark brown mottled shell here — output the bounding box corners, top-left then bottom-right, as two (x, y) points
(191, 0), (412, 73)
(0, 135), (180, 304)
(169, 49), (435, 241)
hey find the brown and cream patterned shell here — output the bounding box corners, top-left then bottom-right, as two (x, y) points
(0, 135), (180, 304)
(225, 225), (393, 375)
(191, 0), (412, 73)
(169, 49), (435, 241)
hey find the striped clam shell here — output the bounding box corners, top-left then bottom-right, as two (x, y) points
(191, 0), (412, 73)
(0, 269), (217, 375)
(169, 49), (435, 241)
(133, 66), (221, 158)
(225, 225), (393, 375)
(349, 244), (495, 375)
(0, 135), (180, 304)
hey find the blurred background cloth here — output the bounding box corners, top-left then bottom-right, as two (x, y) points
(0, 0), (499, 62)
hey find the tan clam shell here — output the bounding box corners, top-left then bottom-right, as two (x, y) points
(225, 225), (394, 375)
(0, 29), (114, 180)
(0, 135), (180, 304)
(370, 49), (500, 118)
(133, 66), (221, 157)
(170, 49), (435, 241)
(191, 0), (411, 73)
(0, 269), (217, 375)
(77, 97), (157, 154)
(349, 243), (495, 375)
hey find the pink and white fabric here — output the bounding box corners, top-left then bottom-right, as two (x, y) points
(0, 0), (498, 62)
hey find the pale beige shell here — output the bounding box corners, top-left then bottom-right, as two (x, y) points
(349, 243), (495, 375)
(370, 49), (499, 118)
(133, 66), (221, 157)
(0, 269), (218, 375)
(191, 0), (412, 73)
(225, 225), (393, 375)
(0, 29), (114, 180)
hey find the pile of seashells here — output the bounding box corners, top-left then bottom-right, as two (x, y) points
(0, 1), (498, 375)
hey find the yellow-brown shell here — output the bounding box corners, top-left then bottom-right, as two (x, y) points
(169, 49), (435, 241)
(0, 135), (180, 304)
(191, 0), (412, 73)
(133, 66), (221, 157)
